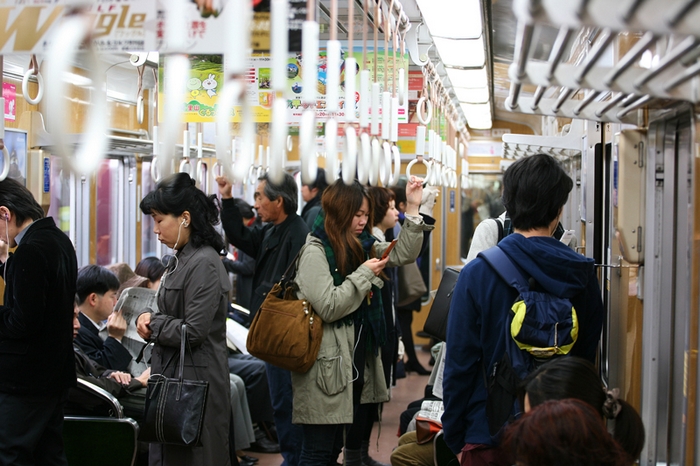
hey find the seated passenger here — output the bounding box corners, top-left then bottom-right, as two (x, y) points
(71, 301), (149, 420)
(107, 262), (149, 299)
(520, 357), (645, 463)
(135, 256), (166, 291)
(502, 399), (629, 466)
(75, 265), (132, 371)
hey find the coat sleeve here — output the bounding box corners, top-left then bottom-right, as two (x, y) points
(379, 216), (434, 267)
(296, 243), (385, 324)
(466, 219), (500, 263)
(0, 246), (48, 339)
(441, 265), (486, 454)
(75, 329), (133, 372)
(149, 255), (225, 348)
(220, 198), (264, 259)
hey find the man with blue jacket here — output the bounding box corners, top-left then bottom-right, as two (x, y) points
(442, 154), (604, 465)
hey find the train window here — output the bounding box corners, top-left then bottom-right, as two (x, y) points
(460, 175), (505, 259)
(4, 129), (27, 186)
(95, 158), (121, 266)
(47, 155), (73, 236)
(141, 160), (158, 259)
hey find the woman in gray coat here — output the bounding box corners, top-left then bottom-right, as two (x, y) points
(293, 178), (432, 465)
(136, 173), (231, 466)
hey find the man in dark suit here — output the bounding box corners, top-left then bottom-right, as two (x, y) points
(0, 177), (78, 466)
(70, 302), (148, 420)
(217, 172), (309, 466)
(75, 265), (132, 371)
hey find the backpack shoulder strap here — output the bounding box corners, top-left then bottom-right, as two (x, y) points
(494, 218), (504, 243)
(478, 246), (529, 293)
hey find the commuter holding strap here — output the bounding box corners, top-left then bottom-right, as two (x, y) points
(246, 247), (324, 373)
(141, 323), (209, 446)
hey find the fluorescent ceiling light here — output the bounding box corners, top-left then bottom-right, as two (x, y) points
(446, 67), (488, 89)
(461, 103), (492, 130)
(433, 37), (485, 68)
(64, 72), (92, 87)
(416, 0), (482, 39)
(454, 87), (489, 103)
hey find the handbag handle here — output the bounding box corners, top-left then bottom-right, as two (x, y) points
(278, 245), (306, 286)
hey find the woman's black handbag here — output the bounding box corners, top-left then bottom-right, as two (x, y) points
(141, 323), (209, 446)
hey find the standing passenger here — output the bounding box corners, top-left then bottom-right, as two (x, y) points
(135, 173), (232, 466)
(292, 178), (432, 465)
(442, 154), (604, 465)
(217, 172), (308, 466)
(0, 177), (78, 466)
(300, 167), (328, 229)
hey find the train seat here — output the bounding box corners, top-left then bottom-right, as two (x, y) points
(63, 416), (139, 466)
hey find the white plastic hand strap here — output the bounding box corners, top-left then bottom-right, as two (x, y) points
(389, 144), (401, 187)
(268, 97), (288, 185)
(416, 96), (432, 125)
(299, 109), (318, 185)
(369, 137), (380, 186)
(22, 57), (44, 106)
(158, 54), (189, 177)
(342, 126), (357, 185)
(406, 157), (430, 181)
(0, 141), (9, 182)
(45, 14), (107, 176)
(325, 118), (339, 184)
(357, 132), (371, 185)
(380, 141), (391, 186)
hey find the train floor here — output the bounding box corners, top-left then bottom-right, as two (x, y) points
(242, 346), (434, 466)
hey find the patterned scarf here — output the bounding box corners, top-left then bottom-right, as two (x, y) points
(311, 212), (386, 354)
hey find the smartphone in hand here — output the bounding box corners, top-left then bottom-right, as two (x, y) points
(381, 239), (398, 260)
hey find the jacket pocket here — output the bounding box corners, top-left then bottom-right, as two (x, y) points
(315, 353), (348, 396)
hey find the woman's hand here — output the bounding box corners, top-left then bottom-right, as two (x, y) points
(216, 175), (233, 199)
(405, 176), (424, 216)
(363, 256), (389, 276)
(136, 313), (153, 340)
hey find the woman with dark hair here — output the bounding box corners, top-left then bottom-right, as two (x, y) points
(135, 173), (232, 466)
(135, 256), (167, 290)
(291, 178), (433, 466)
(502, 399), (629, 466)
(520, 357), (645, 463)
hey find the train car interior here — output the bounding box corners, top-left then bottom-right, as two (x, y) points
(0, 0), (699, 464)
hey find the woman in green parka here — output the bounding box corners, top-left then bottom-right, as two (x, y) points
(292, 178), (433, 465)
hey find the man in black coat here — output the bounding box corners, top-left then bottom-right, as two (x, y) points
(217, 172), (308, 466)
(0, 177), (78, 465)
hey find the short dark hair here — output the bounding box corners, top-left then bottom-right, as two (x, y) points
(390, 184), (407, 207)
(234, 199), (255, 220)
(368, 187), (395, 227)
(259, 172), (298, 214)
(0, 177), (44, 226)
(302, 168), (329, 195)
(140, 173), (225, 252)
(76, 265), (120, 304)
(502, 154), (573, 231)
(135, 256), (167, 283)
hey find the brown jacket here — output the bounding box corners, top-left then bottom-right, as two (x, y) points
(143, 242), (231, 466)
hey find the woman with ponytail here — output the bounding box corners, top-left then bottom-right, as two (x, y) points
(516, 357), (645, 464)
(291, 177), (433, 466)
(136, 173), (232, 466)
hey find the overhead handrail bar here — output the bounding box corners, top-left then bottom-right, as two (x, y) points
(575, 28), (615, 84)
(634, 35), (699, 88)
(664, 60), (700, 90)
(45, 10), (107, 177)
(547, 27), (573, 80)
(595, 92), (626, 117)
(667, 0), (700, 27)
(552, 87), (576, 113)
(616, 94), (653, 118)
(573, 89), (603, 115)
(530, 85), (546, 110)
(506, 20), (535, 109)
(621, 0), (646, 23)
(620, 92), (640, 107)
(604, 31), (657, 86)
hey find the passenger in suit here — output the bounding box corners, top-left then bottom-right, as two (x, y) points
(70, 301), (149, 420)
(75, 265), (133, 372)
(0, 177), (78, 466)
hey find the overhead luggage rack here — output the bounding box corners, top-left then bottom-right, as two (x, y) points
(504, 0), (700, 123)
(502, 119), (584, 160)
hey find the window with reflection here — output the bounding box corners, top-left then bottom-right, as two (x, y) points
(460, 174), (505, 259)
(47, 155), (72, 235)
(141, 160), (158, 259)
(95, 158), (121, 266)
